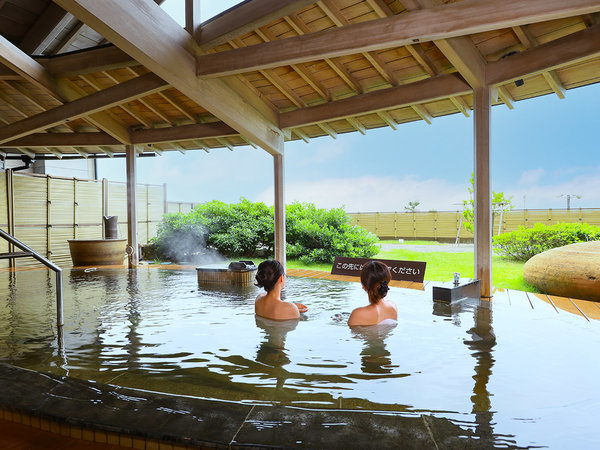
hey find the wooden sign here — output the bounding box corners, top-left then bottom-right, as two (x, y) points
(331, 257), (426, 283)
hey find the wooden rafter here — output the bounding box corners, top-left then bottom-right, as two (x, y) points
(229, 36), (305, 109)
(19, 3), (72, 55)
(196, 0), (316, 50)
(317, 0), (398, 87)
(0, 34), (133, 142)
(196, 0), (600, 77)
(55, 0), (284, 155)
(0, 73), (167, 144)
(280, 73), (470, 128)
(80, 73), (153, 128)
(283, 14), (362, 94)
(52, 22), (86, 55)
(486, 24), (600, 85)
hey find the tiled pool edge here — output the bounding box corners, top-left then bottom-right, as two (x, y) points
(0, 362), (507, 449)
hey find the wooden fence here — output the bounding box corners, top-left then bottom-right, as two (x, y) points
(348, 209), (600, 240)
(0, 171), (165, 267)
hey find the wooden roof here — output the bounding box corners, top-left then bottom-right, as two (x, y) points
(0, 0), (599, 158)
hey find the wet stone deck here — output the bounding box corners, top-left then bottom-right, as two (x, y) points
(0, 362), (501, 449)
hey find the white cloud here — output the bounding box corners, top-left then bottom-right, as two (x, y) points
(518, 168), (545, 185)
(507, 172), (600, 209)
(255, 175), (468, 212)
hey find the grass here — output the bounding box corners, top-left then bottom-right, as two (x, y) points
(378, 239), (444, 245)
(285, 241), (538, 292)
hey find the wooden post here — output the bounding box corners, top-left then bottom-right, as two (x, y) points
(163, 183), (167, 214)
(6, 169), (14, 268)
(102, 178), (109, 239)
(73, 178), (78, 239)
(46, 175), (51, 259)
(273, 152), (286, 270)
(126, 145), (138, 267)
(474, 86), (492, 298)
(185, 0), (201, 35)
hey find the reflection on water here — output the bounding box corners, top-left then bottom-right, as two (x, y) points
(1, 268), (600, 447)
(350, 322), (397, 374)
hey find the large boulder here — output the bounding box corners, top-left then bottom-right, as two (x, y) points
(523, 241), (600, 301)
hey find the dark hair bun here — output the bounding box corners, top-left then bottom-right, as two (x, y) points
(255, 260), (284, 292)
(378, 280), (389, 297)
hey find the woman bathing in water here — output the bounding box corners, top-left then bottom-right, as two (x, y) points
(348, 260), (397, 326)
(255, 260), (307, 320)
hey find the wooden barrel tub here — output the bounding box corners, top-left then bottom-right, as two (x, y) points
(68, 239), (127, 266)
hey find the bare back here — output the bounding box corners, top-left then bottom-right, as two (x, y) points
(255, 293), (300, 321)
(347, 299), (397, 326)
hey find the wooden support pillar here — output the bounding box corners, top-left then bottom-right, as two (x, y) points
(273, 152), (286, 270)
(126, 144), (138, 267)
(473, 87), (492, 298)
(185, 0), (201, 34)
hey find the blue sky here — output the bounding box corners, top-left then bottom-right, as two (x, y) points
(97, 1), (600, 212)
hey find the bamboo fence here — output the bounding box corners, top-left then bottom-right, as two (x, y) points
(0, 171), (165, 268)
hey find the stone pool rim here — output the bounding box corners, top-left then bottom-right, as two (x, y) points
(1, 362), (508, 449)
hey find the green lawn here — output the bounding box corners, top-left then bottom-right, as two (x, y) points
(378, 239), (444, 245)
(286, 243), (538, 292)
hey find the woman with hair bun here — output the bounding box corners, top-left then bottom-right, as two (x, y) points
(255, 260), (306, 320)
(348, 260), (397, 326)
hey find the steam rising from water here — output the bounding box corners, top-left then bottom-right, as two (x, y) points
(158, 231), (225, 265)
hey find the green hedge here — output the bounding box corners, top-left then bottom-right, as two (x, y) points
(150, 199), (379, 264)
(493, 222), (600, 261)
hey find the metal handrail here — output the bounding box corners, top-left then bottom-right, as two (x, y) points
(0, 228), (63, 327)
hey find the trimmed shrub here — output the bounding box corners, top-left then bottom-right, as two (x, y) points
(493, 222), (600, 261)
(150, 199), (379, 264)
(286, 202), (379, 264)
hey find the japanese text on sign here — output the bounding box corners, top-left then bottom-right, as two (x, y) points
(331, 257), (426, 283)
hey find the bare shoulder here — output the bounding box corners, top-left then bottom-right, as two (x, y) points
(282, 301), (301, 319)
(348, 305), (372, 326)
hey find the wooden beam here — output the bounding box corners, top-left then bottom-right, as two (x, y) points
(410, 0), (486, 89)
(41, 45), (137, 76)
(131, 121), (237, 144)
(0, 34), (61, 95)
(56, 0), (284, 155)
(196, 0), (600, 77)
(433, 36), (486, 89)
(196, 0), (316, 50)
(58, 79), (132, 143)
(280, 73), (470, 128)
(0, 132), (121, 148)
(52, 22), (86, 55)
(19, 3), (72, 55)
(486, 24), (600, 85)
(0, 73), (167, 144)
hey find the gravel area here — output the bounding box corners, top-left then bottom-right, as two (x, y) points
(380, 243), (475, 253)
